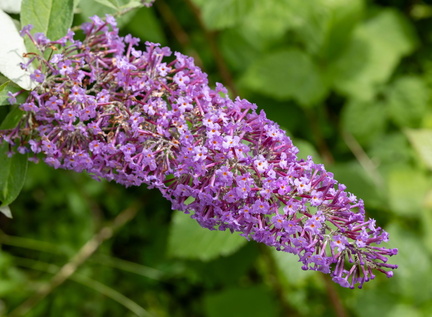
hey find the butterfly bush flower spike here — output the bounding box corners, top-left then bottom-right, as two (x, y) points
(0, 15), (397, 289)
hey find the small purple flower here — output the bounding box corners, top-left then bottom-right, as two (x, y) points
(19, 24), (33, 37)
(30, 69), (45, 83)
(7, 91), (18, 104)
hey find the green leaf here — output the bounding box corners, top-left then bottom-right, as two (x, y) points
(203, 286), (278, 317)
(167, 211), (247, 261)
(341, 98), (387, 146)
(242, 48), (327, 107)
(0, 81), (12, 106)
(0, 106), (25, 129)
(405, 129), (432, 170)
(21, 0), (74, 42)
(219, 29), (261, 73)
(193, 0), (260, 30)
(369, 133), (413, 176)
(0, 81), (28, 106)
(121, 0), (142, 9)
(330, 9), (418, 100)
(124, 6), (167, 45)
(421, 207), (432, 256)
(385, 222), (432, 303)
(385, 76), (428, 128)
(387, 167), (430, 216)
(270, 248), (314, 287)
(78, 0), (135, 27)
(94, 0), (119, 10)
(294, 139), (322, 164)
(0, 143), (28, 208)
(239, 0), (301, 42)
(0, 106), (28, 208)
(330, 161), (383, 209)
(282, 0), (364, 58)
(318, 0), (364, 61)
(79, 0), (116, 21)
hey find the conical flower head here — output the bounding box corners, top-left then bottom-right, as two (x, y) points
(1, 15), (397, 288)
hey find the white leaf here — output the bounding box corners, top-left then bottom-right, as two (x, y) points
(0, 0), (22, 13)
(0, 205), (12, 218)
(0, 9), (32, 90)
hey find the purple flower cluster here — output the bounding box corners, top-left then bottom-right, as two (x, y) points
(1, 16), (397, 288)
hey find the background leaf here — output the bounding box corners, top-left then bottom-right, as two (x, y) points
(242, 49), (327, 106)
(0, 106), (28, 208)
(167, 211), (247, 261)
(406, 129), (432, 170)
(20, 0), (74, 42)
(386, 76), (428, 128)
(192, 0), (260, 30)
(0, 143), (28, 207)
(330, 9), (417, 100)
(341, 98), (387, 146)
(0, 81), (28, 106)
(387, 167), (430, 216)
(94, 0), (119, 10)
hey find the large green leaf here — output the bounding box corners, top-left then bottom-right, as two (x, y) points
(405, 129), (432, 170)
(0, 106), (25, 129)
(330, 9), (418, 100)
(167, 211), (247, 261)
(421, 207), (432, 256)
(21, 0), (74, 43)
(387, 167), (430, 216)
(368, 133), (413, 177)
(0, 143), (28, 209)
(330, 161), (383, 209)
(385, 76), (428, 128)
(385, 222), (432, 304)
(0, 106), (28, 211)
(283, 0), (364, 58)
(239, 0), (302, 42)
(341, 98), (387, 146)
(78, 0), (136, 27)
(318, 0), (364, 61)
(94, 0), (119, 10)
(270, 248), (314, 287)
(242, 48), (327, 107)
(192, 0), (260, 30)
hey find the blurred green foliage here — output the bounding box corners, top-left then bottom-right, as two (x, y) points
(1, 0), (432, 316)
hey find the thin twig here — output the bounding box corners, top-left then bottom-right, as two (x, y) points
(8, 204), (139, 317)
(321, 274), (348, 317)
(342, 130), (384, 189)
(155, 0), (203, 67)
